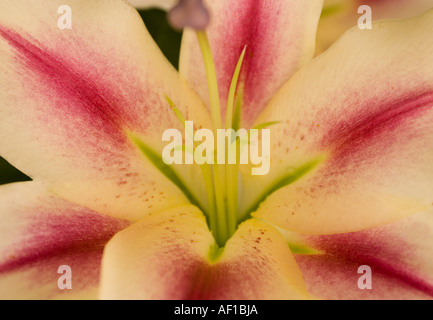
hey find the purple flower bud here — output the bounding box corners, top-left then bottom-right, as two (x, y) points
(168, 0), (210, 31)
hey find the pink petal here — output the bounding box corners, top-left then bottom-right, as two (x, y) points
(251, 9), (433, 234)
(0, 0), (212, 221)
(179, 0), (323, 126)
(0, 182), (129, 299)
(294, 210), (433, 299)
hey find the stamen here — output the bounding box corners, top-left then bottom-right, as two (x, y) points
(225, 47), (247, 237)
(164, 2), (250, 247)
(195, 30), (228, 246)
(225, 46), (247, 130)
(164, 96), (218, 241)
(168, 0), (210, 31)
(196, 31), (222, 131)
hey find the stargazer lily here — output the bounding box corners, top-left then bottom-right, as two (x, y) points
(0, 0), (432, 300)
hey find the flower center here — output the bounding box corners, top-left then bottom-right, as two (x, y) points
(159, 30), (324, 247)
(129, 2), (325, 249)
(193, 31), (246, 246)
(162, 30), (247, 247)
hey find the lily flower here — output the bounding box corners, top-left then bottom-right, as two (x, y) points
(0, 0), (432, 300)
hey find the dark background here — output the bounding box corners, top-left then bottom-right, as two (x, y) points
(0, 9), (182, 186)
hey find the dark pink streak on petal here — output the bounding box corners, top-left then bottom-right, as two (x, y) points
(150, 243), (288, 300)
(0, 212), (129, 273)
(297, 222), (433, 299)
(0, 26), (123, 135)
(295, 254), (433, 300)
(323, 91), (433, 166)
(154, 255), (273, 300)
(182, 262), (271, 300)
(323, 236), (432, 296)
(0, 209), (129, 296)
(214, 1), (288, 125)
(0, 24), (159, 149)
(0, 25), (161, 191)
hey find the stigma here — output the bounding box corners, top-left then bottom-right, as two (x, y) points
(168, 0), (210, 30)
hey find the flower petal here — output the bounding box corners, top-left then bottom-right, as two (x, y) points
(316, 0), (433, 54)
(249, 9), (433, 235)
(179, 0), (323, 126)
(100, 206), (308, 299)
(293, 210), (433, 299)
(0, 182), (129, 299)
(0, 0), (212, 221)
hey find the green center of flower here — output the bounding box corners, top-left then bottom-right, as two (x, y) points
(128, 29), (248, 247)
(160, 31), (247, 247)
(193, 30), (245, 246)
(129, 25), (324, 248)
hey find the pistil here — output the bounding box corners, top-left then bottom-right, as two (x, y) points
(225, 47), (246, 237)
(196, 30), (230, 246)
(168, 0), (245, 247)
